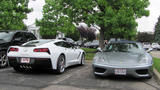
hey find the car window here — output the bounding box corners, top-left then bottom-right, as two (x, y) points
(55, 41), (73, 48)
(54, 41), (63, 46)
(62, 42), (72, 48)
(0, 32), (14, 42)
(13, 32), (25, 41)
(24, 33), (37, 41)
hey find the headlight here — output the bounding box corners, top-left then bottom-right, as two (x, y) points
(93, 57), (105, 63)
(139, 56), (150, 65)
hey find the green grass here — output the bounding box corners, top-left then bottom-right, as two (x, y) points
(81, 48), (96, 60)
(85, 53), (96, 60)
(153, 58), (160, 72)
(81, 48), (97, 53)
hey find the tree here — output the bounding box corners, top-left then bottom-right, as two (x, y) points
(154, 16), (160, 43)
(77, 25), (96, 41)
(0, 0), (31, 30)
(137, 32), (154, 42)
(37, 0), (149, 48)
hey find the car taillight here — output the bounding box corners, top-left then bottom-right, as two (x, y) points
(9, 48), (19, 52)
(33, 48), (50, 54)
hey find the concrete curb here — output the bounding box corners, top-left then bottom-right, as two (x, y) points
(153, 68), (160, 85)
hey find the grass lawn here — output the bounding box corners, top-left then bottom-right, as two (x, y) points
(81, 48), (96, 60)
(85, 53), (95, 60)
(81, 48), (97, 53)
(153, 58), (160, 72)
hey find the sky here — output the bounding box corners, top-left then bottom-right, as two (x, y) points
(23, 0), (160, 32)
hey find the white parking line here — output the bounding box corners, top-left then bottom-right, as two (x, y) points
(0, 67), (13, 72)
(51, 66), (89, 84)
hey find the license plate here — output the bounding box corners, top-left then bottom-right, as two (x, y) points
(115, 69), (126, 75)
(21, 58), (30, 63)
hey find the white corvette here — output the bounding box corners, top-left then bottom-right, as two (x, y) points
(7, 39), (85, 73)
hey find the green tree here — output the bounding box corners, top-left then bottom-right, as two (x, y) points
(37, 0), (149, 48)
(0, 0), (31, 30)
(137, 32), (154, 42)
(154, 16), (160, 43)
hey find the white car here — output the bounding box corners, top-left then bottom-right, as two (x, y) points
(7, 39), (85, 73)
(151, 43), (160, 49)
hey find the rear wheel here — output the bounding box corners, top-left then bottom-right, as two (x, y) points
(0, 54), (8, 68)
(56, 55), (65, 74)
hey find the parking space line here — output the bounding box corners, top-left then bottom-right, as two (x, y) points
(51, 66), (89, 84)
(0, 67), (13, 72)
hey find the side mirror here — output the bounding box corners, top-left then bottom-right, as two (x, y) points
(97, 47), (102, 52)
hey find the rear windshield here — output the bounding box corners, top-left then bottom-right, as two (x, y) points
(22, 40), (52, 47)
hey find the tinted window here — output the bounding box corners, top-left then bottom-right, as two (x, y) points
(24, 33), (37, 41)
(13, 32), (25, 41)
(54, 41), (63, 46)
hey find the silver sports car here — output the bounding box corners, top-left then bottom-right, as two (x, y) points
(92, 41), (153, 78)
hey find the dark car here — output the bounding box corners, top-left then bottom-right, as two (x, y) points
(0, 30), (37, 67)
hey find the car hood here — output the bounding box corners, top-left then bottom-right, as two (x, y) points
(95, 52), (144, 66)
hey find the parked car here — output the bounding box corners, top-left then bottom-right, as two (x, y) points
(84, 42), (91, 48)
(90, 40), (99, 48)
(0, 30), (37, 67)
(84, 40), (99, 48)
(151, 43), (160, 50)
(143, 42), (151, 50)
(7, 39), (85, 73)
(92, 40), (153, 78)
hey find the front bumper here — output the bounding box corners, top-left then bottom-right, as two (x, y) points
(92, 63), (153, 78)
(8, 57), (52, 69)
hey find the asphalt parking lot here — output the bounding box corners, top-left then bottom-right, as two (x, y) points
(0, 61), (160, 90)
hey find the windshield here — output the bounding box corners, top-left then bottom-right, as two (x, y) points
(0, 32), (14, 42)
(22, 40), (52, 46)
(104, 43), (143, 53)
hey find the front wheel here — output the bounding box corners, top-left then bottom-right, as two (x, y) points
(80, 53), (85, 65)
(56, 55), (65, 74)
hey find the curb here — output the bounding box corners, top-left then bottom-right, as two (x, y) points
(153, 68), (160, 85)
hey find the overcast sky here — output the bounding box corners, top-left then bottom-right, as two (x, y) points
(23, 0), (160, 32)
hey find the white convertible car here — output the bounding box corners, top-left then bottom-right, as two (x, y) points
(7, 39), (85, 73)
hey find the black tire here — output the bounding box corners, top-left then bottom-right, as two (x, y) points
(13, 67), (23, 72)
(0, 54), (8, 68)
(80, 53), (85, 65)
(56, 55), (65, 74)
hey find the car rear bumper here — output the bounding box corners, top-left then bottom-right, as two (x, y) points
(8, 57), (53, 69)
(92, 63), (153, 78)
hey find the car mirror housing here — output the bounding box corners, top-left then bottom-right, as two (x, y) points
(97, 47), (102, 52)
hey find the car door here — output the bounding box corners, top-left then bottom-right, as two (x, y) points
(70, 43), (81, 60)
(61, 42), (77, 65)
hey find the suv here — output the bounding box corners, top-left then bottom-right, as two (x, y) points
(0, 31), (37, 67)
